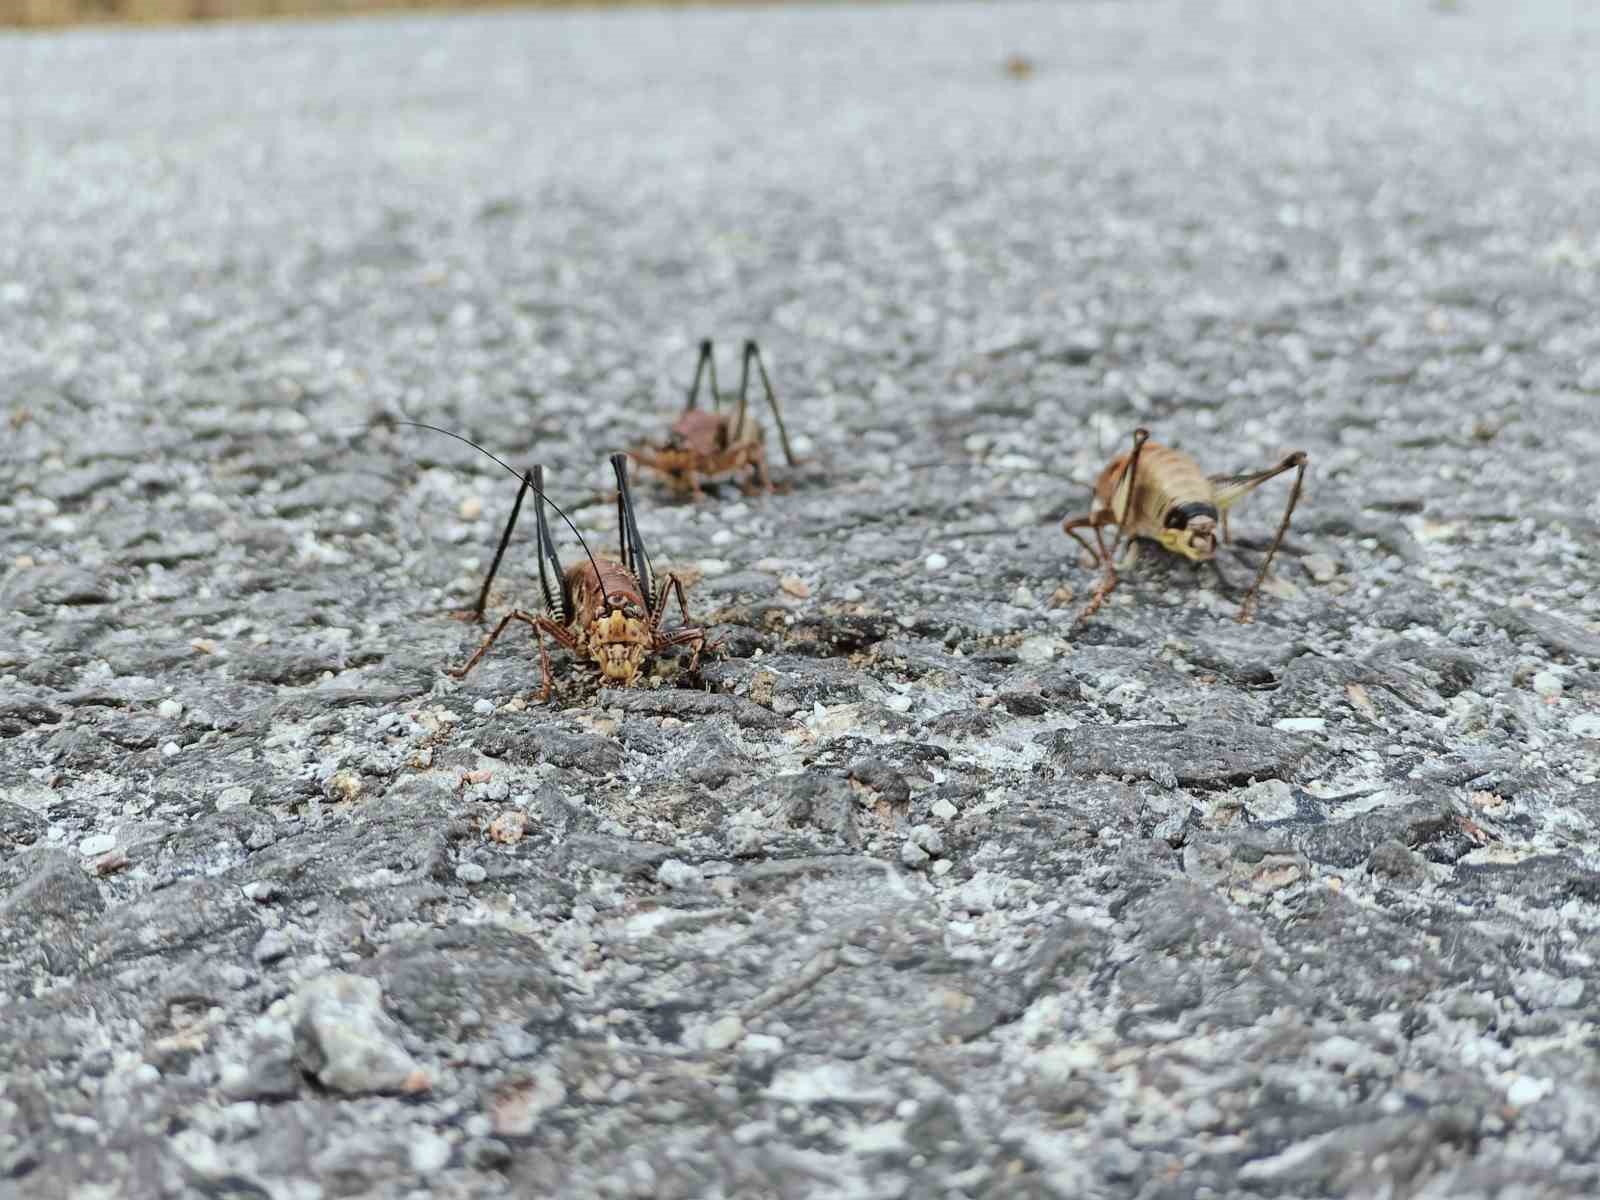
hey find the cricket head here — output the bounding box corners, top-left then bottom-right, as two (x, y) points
(1158, 503), (1218, 561)
(590, 597), (652, 685)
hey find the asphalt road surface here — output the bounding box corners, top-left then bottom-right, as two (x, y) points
(3, 2), (1600, 1197)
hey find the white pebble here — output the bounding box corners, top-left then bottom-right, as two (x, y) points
(1011, 585), (1036, 608)
(1506, 1075), (1550, 1107)
(1274, 717), (1326, 733)
(1017, 636), (1058, 664)
(409, 1130), (452, 1174)
(158, 699), (184, 719)
(1573, 713), (1600, 739)
(161, 741), (182, 757)
(701, 1015), (744, 1051)
(1302, 553), (1340, 583)
(455, 863), (488, 884)
(473, 698), (495, 715)
(656, 859), (701, 889)
(1531, 671), (1562, 699)
(79, 833), (117, 857)
(900, 839), (931, 868)
(924, 552), (949, 573)
(711, 529), (734, 545)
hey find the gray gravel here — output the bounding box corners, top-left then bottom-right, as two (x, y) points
(3, 2), (1600, 1197)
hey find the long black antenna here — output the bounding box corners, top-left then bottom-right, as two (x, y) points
(388, 421), (606, 599)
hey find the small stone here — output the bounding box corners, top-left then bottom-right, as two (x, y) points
(79, 832), (116, 857)
(491, 1066), (567, 1137)
(924, 552), (949, 573)
(930, 859), (953, 877)
(702, 1015), (744, 1051)
(217, 786), (252, 811)
(409, 1130), (452, 1175)
(253, 929), (293, 964)
(473, 698), (495, 715)
(161, 741), (182, 758)
(657, 858), (701, 889)
(779, 574), (811, 599)
(1531, 671), (1563, 699)
(325, 770), (362, 802)
(1571, 713), (1600, 739)
(900, 839), (931, 868)
(1017, 636), (1058, 664)
(158, 698), (183, 719)
(1506, 1075), (1550, 1107)
(1303, 553), (1340, 583)
(909, 824), (945, 857)
(456, 862), (488, 884)
(291, 974), (424, 1096)
(459, 496), (483, 521)
(930, 798), (958, 820)
(1011, 584), (1036, 608)
(466, 1139), (513, 1170)
(1274, 717), (1326, 733)
(486, 810), (527, 845)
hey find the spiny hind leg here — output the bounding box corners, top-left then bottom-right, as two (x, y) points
(1210, 451), (1308, 623)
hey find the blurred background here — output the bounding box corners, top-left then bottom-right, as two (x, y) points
(3, 0), (723, 27)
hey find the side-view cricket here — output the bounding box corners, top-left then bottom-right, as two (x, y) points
(395, 423), (709, 701)
(629, 338), (799, 498)
(1062, 428), (1308, 626)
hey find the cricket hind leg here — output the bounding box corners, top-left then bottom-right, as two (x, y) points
(1210, 451), (1309, 623)
(685, 339), (719, 413)
(738, 340), (799, 466)
(470, 469), (533, 621)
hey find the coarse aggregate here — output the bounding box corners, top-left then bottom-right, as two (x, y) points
(3, 1), (1600, 1197)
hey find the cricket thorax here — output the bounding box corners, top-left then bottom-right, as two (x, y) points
(669, 410), (734, 454)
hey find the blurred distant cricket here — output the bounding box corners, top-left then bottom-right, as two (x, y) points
(629, 338), (799, 498)
(1062, 428), (1308, 626)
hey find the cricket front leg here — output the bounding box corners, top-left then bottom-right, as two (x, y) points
(745, 444), (775, 495)
(651, 574), (713, 671)
(1062, 511), (1120, 627)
